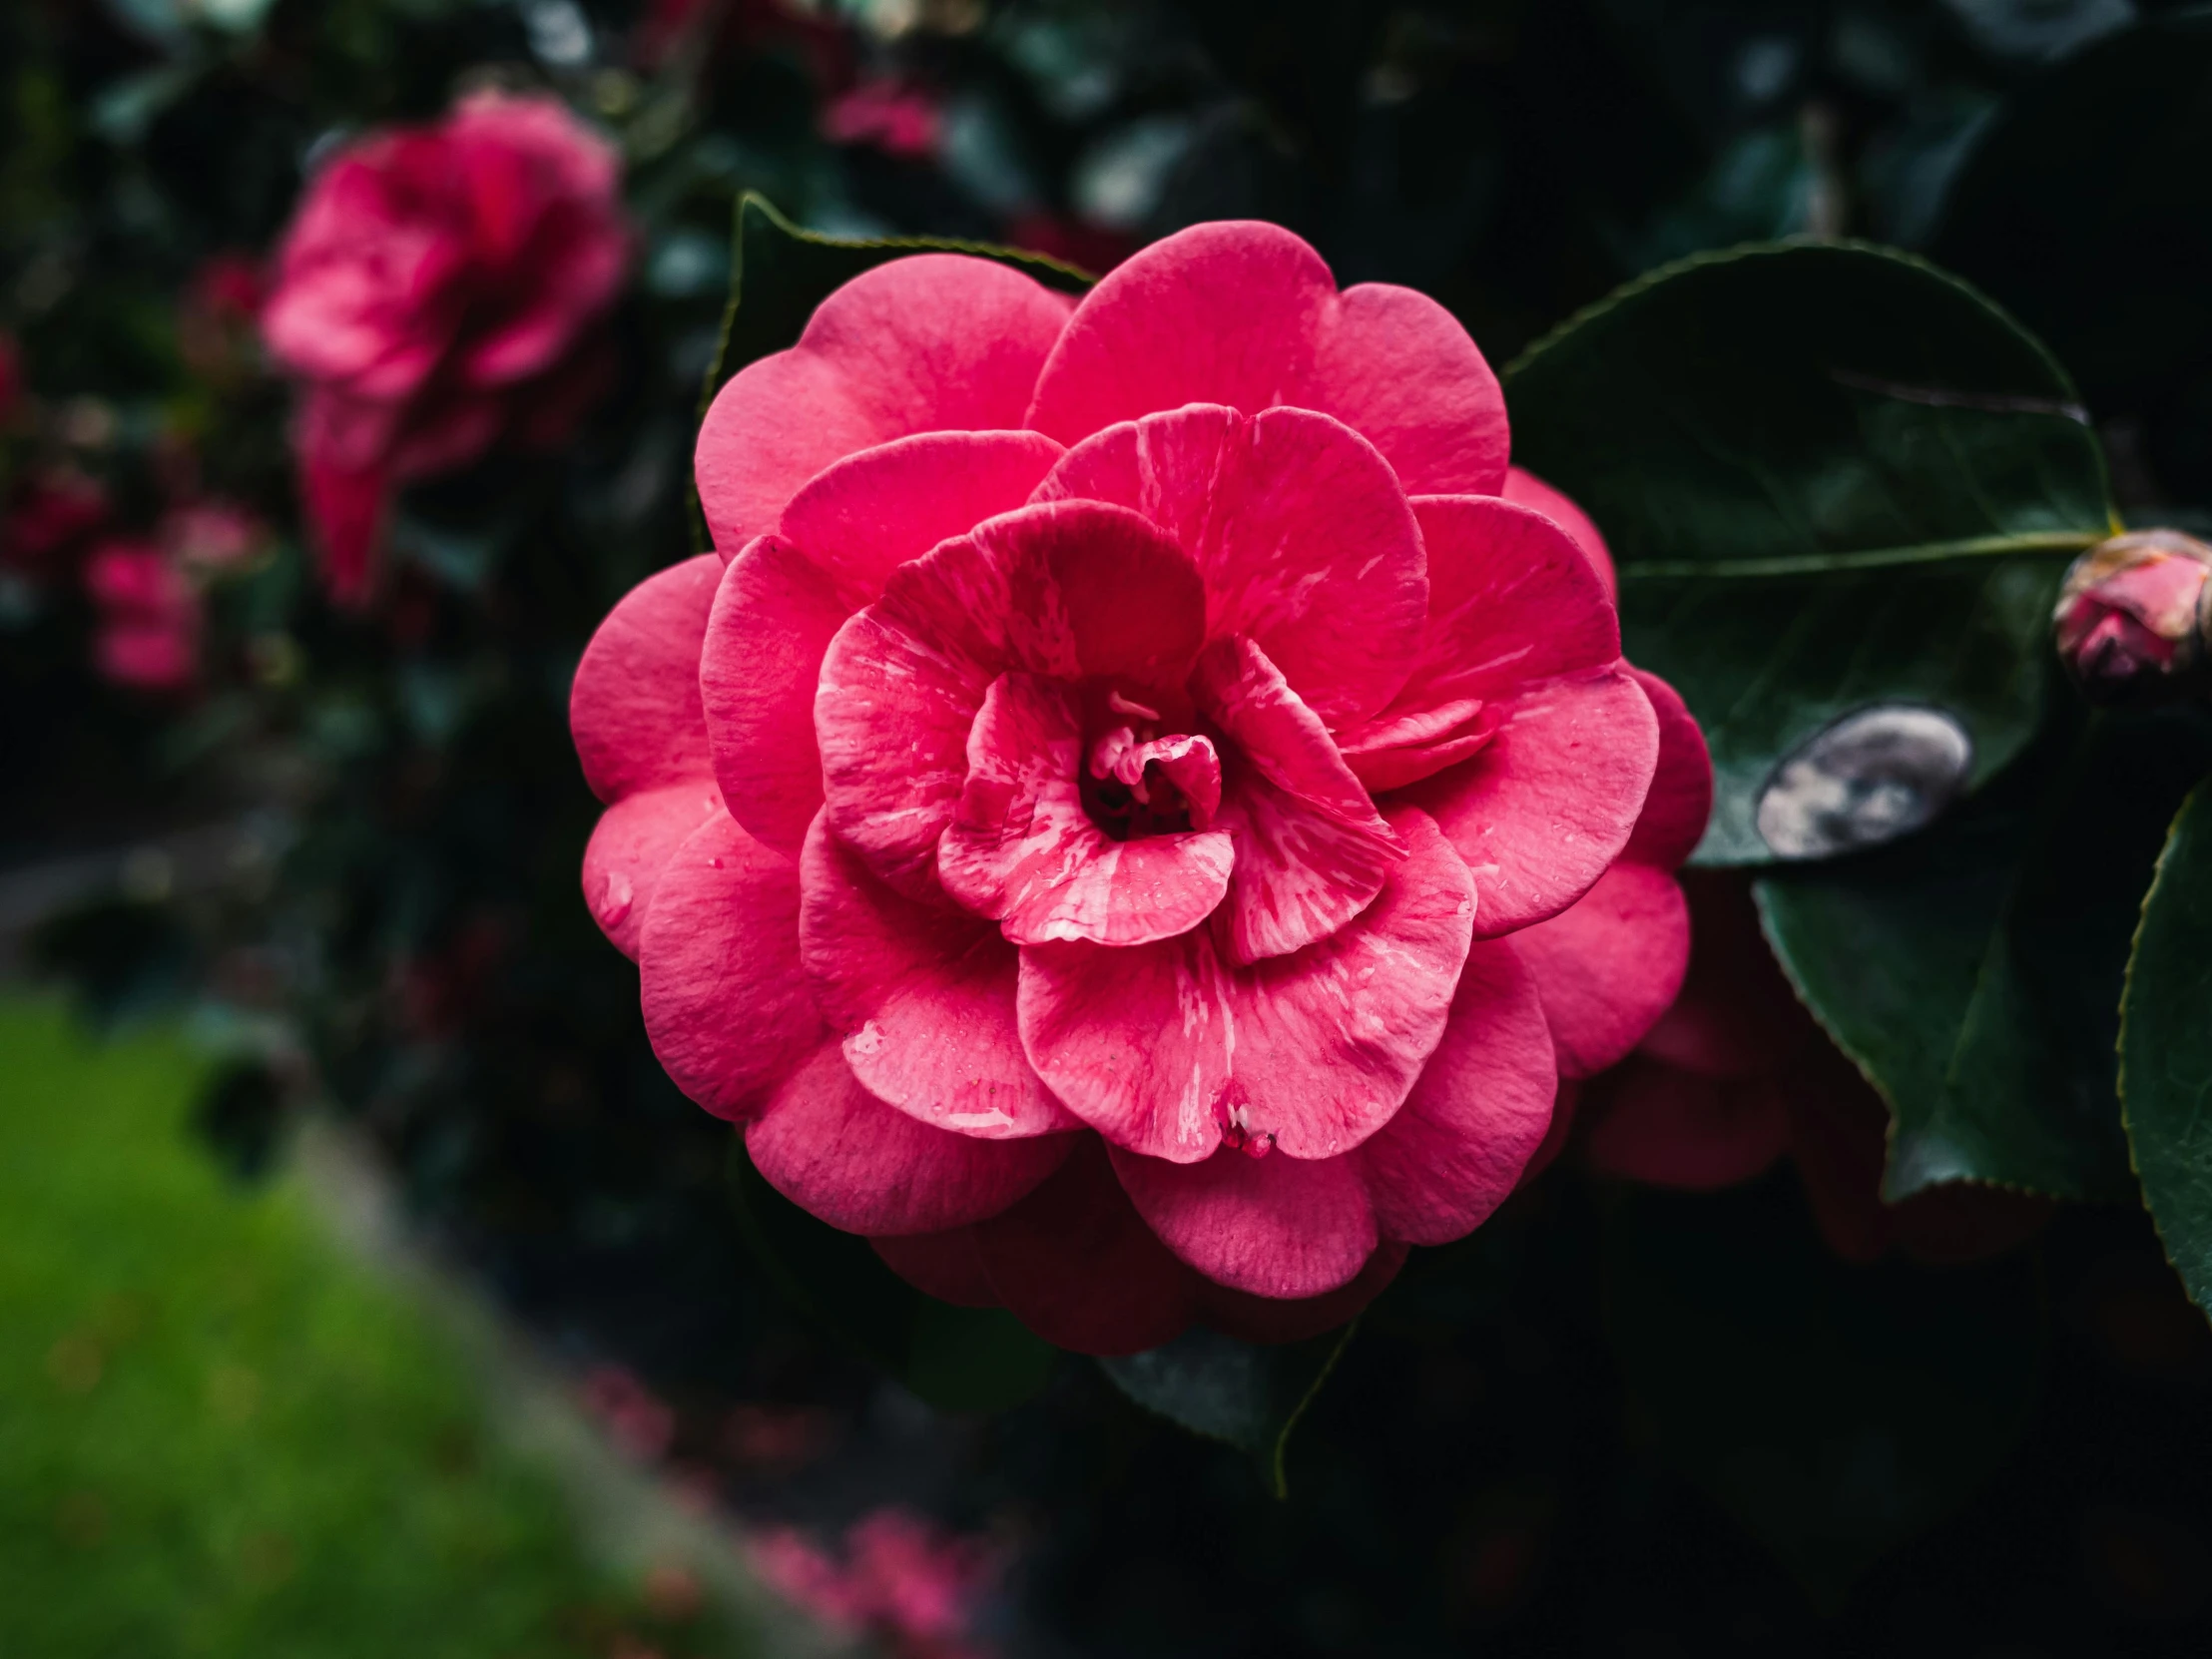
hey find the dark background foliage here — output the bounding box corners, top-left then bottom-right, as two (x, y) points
(7, 1), (2212, 1653)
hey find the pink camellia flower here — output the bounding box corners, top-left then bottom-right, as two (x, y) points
(84, 539), (201, 692)
(2051, 528), (2212, 702)
(1573, 872), (2048, 1263)
(262, 92), (629, 604)
(572, 221), (1706, 1352)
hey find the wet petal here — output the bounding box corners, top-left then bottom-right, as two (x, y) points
(1109, 1139), (1379, 1300)
(581, 780), (725, 959)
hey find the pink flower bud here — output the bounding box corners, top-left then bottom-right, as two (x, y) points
(2053, 529), (2212, 702)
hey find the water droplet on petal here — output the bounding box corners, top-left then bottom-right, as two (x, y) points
(1756, 705), (1972, 859)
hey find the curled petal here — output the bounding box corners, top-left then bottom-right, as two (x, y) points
(1501, 465), (1615, 598)
(748, 1044), (1073, 1234)
(581, 780), (726, 959)
(1018, 806), (1473, 1163)
(571, 553), (721, 803)
(1109, 1139), (1380, 1300)
(1028, 220), (1506, 498)
(639, 810), (824, 1120)
(776, 428), (1065, 599)
(1355, 937), (1557, 1244)
(1195, 635), (1404, 962)
(1509, 861), (1691, 1080)
(938, 673), (1234, 946)
(1622, 667), (1713, 871)
(800, 813), (1074, 1139)
(1034, 403), (1427, 727)
(816, 500), (1205, 896)
(701, 536), (844, 854)
(697, 255), (1073, 553)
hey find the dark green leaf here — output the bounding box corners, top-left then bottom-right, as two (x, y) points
(1758, 705), (2212, 1202)
(727, 1147), (1055, 1413)
(1607, 1176), (2044, 1603)
(1098, 1322), (1357, 1499)
(1505, 241), (2112, 863)
(2121, 778), (2212, 1320)
(1933, 7), (2212, 506)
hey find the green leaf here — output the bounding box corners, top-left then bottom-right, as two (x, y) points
(1097, 1322), (1356, 1500)
(727, 1147), (1055, 1413)
(1606, 1177), (2044, 1603)
(1933, 7), (2212, 507)
(2120, 778), (2212, 1320)
(1504, 241), (2113, 863)
(1758, 705), (2212, 1202)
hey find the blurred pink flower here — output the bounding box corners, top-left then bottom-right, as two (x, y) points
(823, 80), (943, 159)
(84, 540), (200, 692)
(749, 1506), (1000, 1659)
(263, 92), (630, 604)
(4, 470), (110, 579)
(180, 253), (268, 378)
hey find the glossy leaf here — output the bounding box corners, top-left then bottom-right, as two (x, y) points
(728, 1146), (1056, 1413)
(1758, 706), (2212, 1203)
(1607, 1176), (2043, 1603)
(2121, 779), (2212, 1319)
(1933, 7), (2212, 507)
(1505, 241), (2112, 863)
(1099, 1322), (1358, 1499)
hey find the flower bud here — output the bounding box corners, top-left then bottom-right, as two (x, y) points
(2053, 529), (2212, 703)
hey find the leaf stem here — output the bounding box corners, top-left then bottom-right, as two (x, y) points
(1621, 529), (2101, 581)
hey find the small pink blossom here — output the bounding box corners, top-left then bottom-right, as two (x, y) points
(263, 93), (630, 603)
(161, 500), (270, 573)
(579, 1363), (678, 1462)
(84, 539), (200, 692)
(822, 80), (943, 159)
(749, 1506), (999, 1659)
(3, 469), (108, 578)
(571, 221), (1709, 1351)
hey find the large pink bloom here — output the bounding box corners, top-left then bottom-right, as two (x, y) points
(573, 221), (1703, 1353)
(263, 93), (629, 603)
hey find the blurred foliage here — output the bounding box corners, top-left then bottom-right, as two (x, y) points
(8, 0), (2212, 1653)
(0, 995), (755, 1658)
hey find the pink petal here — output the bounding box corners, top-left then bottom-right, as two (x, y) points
(1109, 1139), (1379, 1300)
(816, 500), (1205, 897)
(1636, 871), (1814, 1079)
(700, 535), (844, 854)
(1580, 1056), (1790, 1190)
(869, 1229), (1000, 1309)
(1622, 667), (1712, 870)
(571, 553), (721, 804)
(799, 813), (1074, 1139)
(1354, 937), (1556, 1244)
(937, 673), (1234, 946)
(746, 1043), (1072, 1234)
(299, 439), (390, 607)
(638, 809), (823, 1120)
(581, 780), (727, 959)
(776, 428), (1066, 598)
(696, 255), (1074, 554)
(1403, 669), (1659, 938)
(1018, 805), (1474, 1163)
(1501, 466), (1615, 598)
(1192, 635), (1404, 962)
(1496, 861), (1688, 1081)
(1027, 220), (1506, 497)
(1199, 1241), (1407, 1345)
(971, 1137), (1203, 1356)
(1033, 403), (1427, 727)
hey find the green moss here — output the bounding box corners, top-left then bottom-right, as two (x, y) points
(0, 997), (748, 1658)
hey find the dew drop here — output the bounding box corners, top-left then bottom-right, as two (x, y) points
(1756, 705), (1972, 859)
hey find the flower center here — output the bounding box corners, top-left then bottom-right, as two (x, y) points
(1079, 690), (1222, 841)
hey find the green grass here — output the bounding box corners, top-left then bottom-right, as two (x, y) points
(0, 997), (748, 1659)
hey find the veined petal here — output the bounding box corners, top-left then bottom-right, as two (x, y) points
(581, 780), (726, 959)
(570, 553), (721, 803)
(1109, 1138), (1379, 1300)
